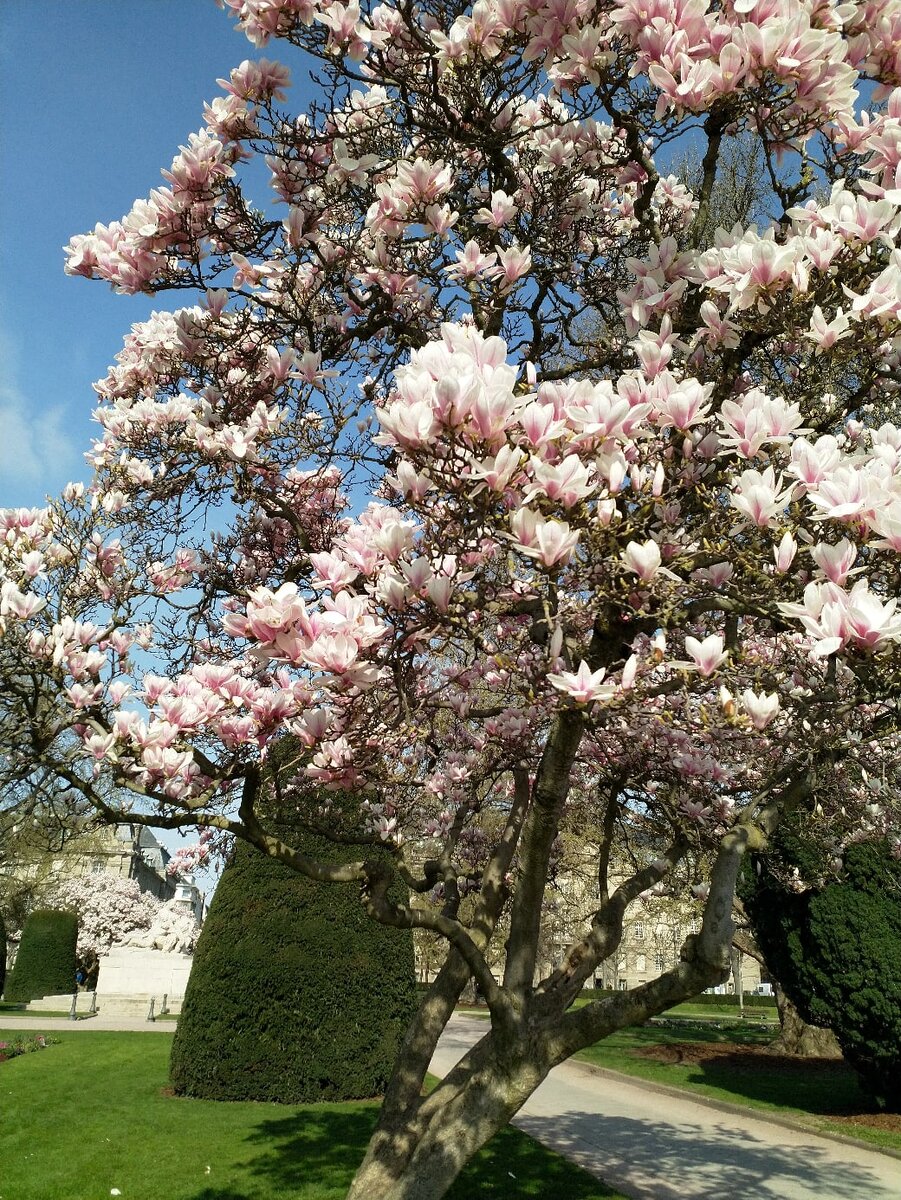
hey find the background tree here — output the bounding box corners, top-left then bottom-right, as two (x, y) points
(171, 834), (416, 1102)
(0, 779), (95, 936)
(5, 909), (78, 1002)
(4, 3), (901, 1198)
(50, 873), (198, 985)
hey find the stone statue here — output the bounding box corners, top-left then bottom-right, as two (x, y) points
(122, 898), (199, 954)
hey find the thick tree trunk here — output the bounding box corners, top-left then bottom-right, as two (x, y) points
(343, 758), (747, 1199)
(345, 1046), (545, 1200)
(770, 983), (842, 1058)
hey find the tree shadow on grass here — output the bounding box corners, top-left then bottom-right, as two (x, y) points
(187, 1106), (377, 1200)
(186, 1105), (616, 1200)
(639, 1045), (867, 1117)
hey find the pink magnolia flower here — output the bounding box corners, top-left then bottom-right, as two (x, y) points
(511, 514), (579, 567)
(527, 455), (594, 507)
(684, 634), (728, 677)
(547, 661), (616, 704)
(691, 562), (734, 588)
(740, 689), (780, 731)
(805, 305), (852, 352)
(810, 538), (857, 585)
(496, 243), (532, 290)
(774, 531), (798, 573)
(621, 539), (662, 582)
(443, 240), (500, 282)
(731, 467), (795, 528)
(680, 797), (712, 824)
(0, 581), (46, 621)
(780, 579), (901, 656)
(474, 190), (518, 229)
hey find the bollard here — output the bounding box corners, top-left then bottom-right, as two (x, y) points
(69, 992), (78, 1021)
(160, 993), (168, 1016)
(89, 990), (97, 1015)
(147, 997), (156, 1022)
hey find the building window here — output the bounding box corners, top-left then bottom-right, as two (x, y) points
(636, 954), (646, 973)
(633, 922), (644, 940)
(617, 979), (628, 990)
(654, 952), (666, 971)
(91, 859), (105, 875)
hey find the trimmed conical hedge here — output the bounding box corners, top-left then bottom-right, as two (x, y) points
(5, 909), (78, 1002)
(169, 838), (417, 1102)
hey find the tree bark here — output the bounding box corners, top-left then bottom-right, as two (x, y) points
(341, 809), (746, 1199)
(345, 1036), (547, 1200)
(770, 982), (842, 1059)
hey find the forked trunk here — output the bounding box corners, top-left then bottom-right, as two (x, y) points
(345, 1053), (547, 1200)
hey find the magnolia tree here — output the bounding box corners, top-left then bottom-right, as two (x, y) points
(4, 0), (901, 1194)
(49, 874), (199, 960)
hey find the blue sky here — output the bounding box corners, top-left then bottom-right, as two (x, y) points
(0, 2), (304, 871)
(0, 1), (286, 509)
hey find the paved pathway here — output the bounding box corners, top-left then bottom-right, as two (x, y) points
(429, 1016), (901, 1200)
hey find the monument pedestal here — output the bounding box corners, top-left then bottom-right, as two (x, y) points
(95, 945), (194, 1016)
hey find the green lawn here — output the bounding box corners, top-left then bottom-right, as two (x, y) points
(574, 1024), (901, 1152)
(0, 1003), (77, 1019)
(656, 1001), (777, 1021)
(458, 999), (778, 1023)
(0, 1029), (624, 1200)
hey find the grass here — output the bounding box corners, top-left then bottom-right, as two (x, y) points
(573, 1023), (901, 1152)
(0, 1001), (97, 1020)
(0, 1028), (625, 1200)
(656, 1001), (777, 1021)
(0, 1003), (77, 1019)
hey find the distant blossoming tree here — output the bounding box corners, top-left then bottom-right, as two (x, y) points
(50, 874), (199, 960)
(3, 0), (901, 1194)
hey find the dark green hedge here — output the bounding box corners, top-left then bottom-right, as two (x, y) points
(5, 909), (78, 1002)
(170, 838), (417, 1102)
(747, 836), (901, 1111)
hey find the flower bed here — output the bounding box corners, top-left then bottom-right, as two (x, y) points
(0, 1034), (59, 1063)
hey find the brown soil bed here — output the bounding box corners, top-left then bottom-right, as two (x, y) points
(827, 1111), (901, 1134)
(635, 1041), (901, 1134)
(636, 1041), (845, 1071)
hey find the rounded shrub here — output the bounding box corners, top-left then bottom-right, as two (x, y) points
(747, 836), (901, 1110)
(170, 837), (417, 1102)
(5, 909), (78, 1002)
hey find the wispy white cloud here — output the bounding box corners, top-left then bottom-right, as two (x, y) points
(0, 323), (83, 504)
